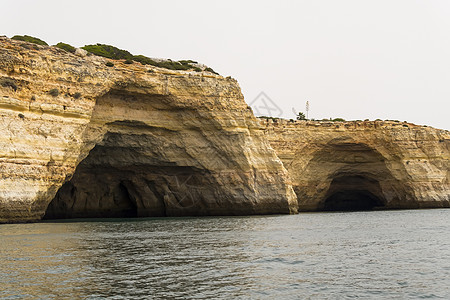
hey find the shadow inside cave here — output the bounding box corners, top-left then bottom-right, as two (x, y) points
(43, 143), (210, 220)
(321, 175), (387, 211)
(293, 140), (412, 212)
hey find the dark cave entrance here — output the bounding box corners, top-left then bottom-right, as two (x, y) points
(321, 175), (386, 211)
(44, 180), (139, 219)
(43, 130), (213, 220)
(42, 141), (153, 220)
(43, 91), (219, 220)
(294, 141), (404, 212)
(43, 143), (210, 220)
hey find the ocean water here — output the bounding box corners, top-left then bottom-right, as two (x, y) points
(1, 209), (449, 299)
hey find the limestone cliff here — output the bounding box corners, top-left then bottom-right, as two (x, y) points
(1, 36), (448, 223)
(0, 37), (297, 223)
(261, 118), (449, 211)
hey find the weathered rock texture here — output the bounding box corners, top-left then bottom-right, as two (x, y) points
(1, 37), (449, 223)
(0, 37), (297, 223)
(261, 118), (449, 211)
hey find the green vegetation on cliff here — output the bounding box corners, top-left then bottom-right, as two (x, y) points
(81, 43), (211, 73)
(132, 54), (197, 71)
(296, 112), (306, 120)
(11, 35), (48, 46)
(9, 35), (218, 74)
(331, 118), (346, 122)
(55, 42), (76, 53)
(82, 44), (133, 60)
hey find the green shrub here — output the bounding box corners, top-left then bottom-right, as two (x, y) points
(48, 88), (59, 97)
(124, 59), (133, 64)
(55, 42), (76, 53)
(158, 60), (191, 70)
(11, 35), (48, 46)
(296, 112), (306, 120)
(133, 55), (192, 71)
(204, 67), (218, 74)
(82, 43), (219, 73)
(132, 55), (158, 66)
(106, 62), (114, 67)
(82, 44), (133, 60)
(73, 92), (82, 99)
(0, 77), (18, 91)
(332, 118), (346, 122)
(179, 60), (198, 64)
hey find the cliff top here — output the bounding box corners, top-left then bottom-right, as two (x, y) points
(1, 35), (224, 78)
(257, 117), (450, 135)
(0, 36), (243, 121)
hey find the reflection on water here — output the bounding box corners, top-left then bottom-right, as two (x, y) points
(1, 210), (450, 299)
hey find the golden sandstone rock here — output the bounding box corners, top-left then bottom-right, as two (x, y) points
(0, 37), (296, 222)
(0, 37), (448, 223)
(261, 119), (449, 211)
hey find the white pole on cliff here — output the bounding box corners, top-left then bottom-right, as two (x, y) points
(306, 101), (310, 120)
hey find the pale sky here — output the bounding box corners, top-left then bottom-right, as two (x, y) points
(2, 0), (449, 129)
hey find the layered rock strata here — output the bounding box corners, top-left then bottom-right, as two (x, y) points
(261, 118), (449, 211)
(1, 36), (448, 223)
(0, 37), (297, 223)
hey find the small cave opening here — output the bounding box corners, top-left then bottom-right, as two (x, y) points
(321, 175), (386, 211)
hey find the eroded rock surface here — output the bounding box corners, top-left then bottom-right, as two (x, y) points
(0, 37), (297, 222)
(261, 119), (449, 211)
(1, 36), (448, 223)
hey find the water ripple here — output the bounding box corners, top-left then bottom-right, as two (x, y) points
(1, 210), (450, 299)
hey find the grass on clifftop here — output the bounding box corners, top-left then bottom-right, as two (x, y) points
(11, 35), (48, 46)
(82, 44), (133, 60)
(9, 35), (219, 74)
(55, 42), (76, 53)
(82, 43), (216, 73)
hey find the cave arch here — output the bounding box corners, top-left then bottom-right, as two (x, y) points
(44, 90), (222, 219)
(42, 87), (296, 220)
(293, 140), (410, 211)
(43, 131), (213, 219)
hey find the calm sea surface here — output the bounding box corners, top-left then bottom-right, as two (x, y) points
(1, 209), (449, 299)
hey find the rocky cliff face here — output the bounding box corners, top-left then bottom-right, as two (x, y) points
(0, 37), (297, 223)
(1, 37), (448, 223)
(261, 119), (449, 211)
